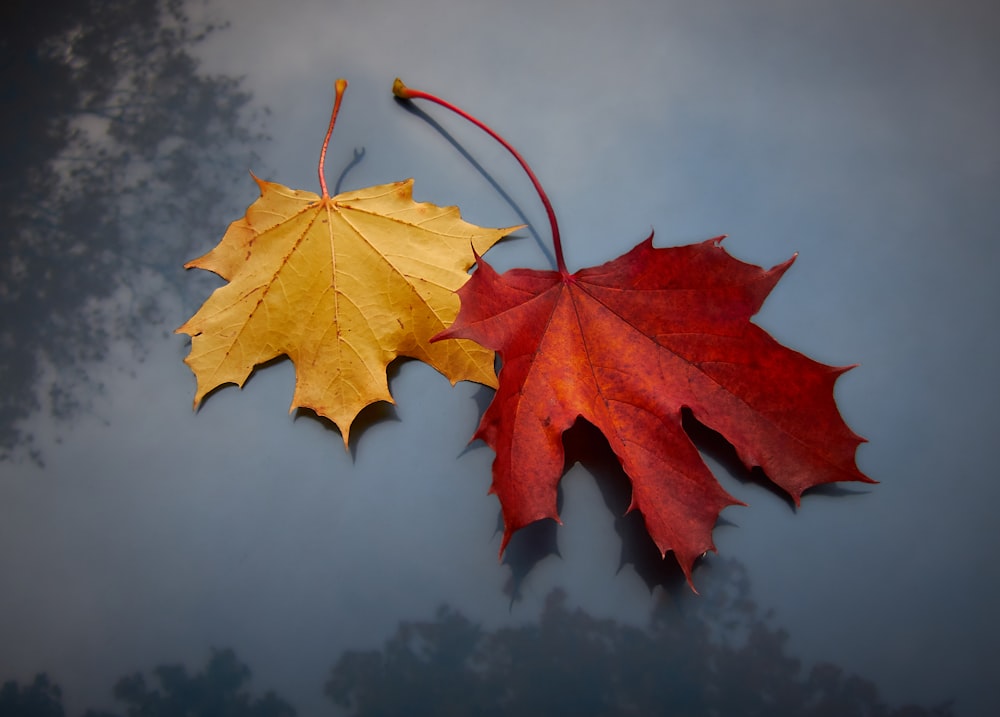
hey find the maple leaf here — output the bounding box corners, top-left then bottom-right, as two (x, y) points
(177, 79), (518, 445)
(395, 79), (873, 584)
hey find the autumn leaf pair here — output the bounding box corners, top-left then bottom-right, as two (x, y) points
(178, 78), (872, 584)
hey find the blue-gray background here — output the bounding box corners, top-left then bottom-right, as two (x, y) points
(2, 0), (998, 714)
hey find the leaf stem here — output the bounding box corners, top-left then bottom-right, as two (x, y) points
(318, 78), (349, 198)
(393, 78), (568, 275)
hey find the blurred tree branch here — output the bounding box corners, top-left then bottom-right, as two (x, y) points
(0, 0), (268, 461)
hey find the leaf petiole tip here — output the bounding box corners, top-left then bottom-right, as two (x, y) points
(392, 78), (415, 100)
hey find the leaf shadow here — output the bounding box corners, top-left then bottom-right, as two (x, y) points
(333, 146), (367, 195)
(681, 408), (876, 506)
(500, 511), (561, 607)
(192, 354), (289, 411)
(197, 354), (408, 459)
(679, 408), (795, 510)
(454, 382), (500, 459)
(292, 401), (402, 462)
(394, 99), (555, 270)
(563, 419), (693, 595)
(338, 358), (411, 460)
(500, 407), (873, 602)
(501, 418), (702, 602)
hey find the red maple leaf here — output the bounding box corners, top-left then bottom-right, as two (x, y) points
(437, 237), (871, 581)
(394, 79), (873, 584)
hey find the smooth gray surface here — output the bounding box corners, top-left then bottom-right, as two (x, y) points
(2, 0), (998, 714)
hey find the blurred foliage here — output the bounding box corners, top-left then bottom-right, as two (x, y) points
(84, 648), (295, 717)
(0, 673), (66, 717)
(0, 561), (956, 717)
(0, 0), (266, 461)
(0, 649), (295, 717)
(326, 559), (955, 717)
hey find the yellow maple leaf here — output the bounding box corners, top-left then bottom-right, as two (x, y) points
(177, 79), (518, 445)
